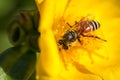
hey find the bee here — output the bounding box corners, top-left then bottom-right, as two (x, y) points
(58, 30), (78, 50)
(57, 17), (106, 80)
(58, 17), (107, 50)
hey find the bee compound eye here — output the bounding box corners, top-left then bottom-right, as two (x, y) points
(58, 40), (63, 45)
(63, 45), (68, 50)
(7, 21), (26, 46)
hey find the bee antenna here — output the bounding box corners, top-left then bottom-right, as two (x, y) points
(66, 22), (72, 28)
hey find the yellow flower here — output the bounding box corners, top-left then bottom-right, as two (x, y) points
(35, 0), (120, 80)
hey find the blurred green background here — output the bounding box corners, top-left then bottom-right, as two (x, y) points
(0, 0), (37, 52)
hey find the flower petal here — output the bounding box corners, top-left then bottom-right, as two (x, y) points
(35, 0), (70, 79)
(36, 0), (120, 80)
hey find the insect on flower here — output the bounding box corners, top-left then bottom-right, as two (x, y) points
(58, 17), (107, 50)
(57, 16), (106, 80)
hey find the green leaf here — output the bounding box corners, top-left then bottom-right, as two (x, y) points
(28, 70), (36, 80)
(0, 46), (37, 80)
(8, 50), (36, 80)
(0, 67), (7, 80)
(0, 46), (27, 72)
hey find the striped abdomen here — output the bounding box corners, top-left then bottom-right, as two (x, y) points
(89, 20), (100, 31)
(77, 20), (100, 33)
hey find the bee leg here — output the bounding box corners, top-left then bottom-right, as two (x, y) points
(75, 21), (78, 25)
(77, 36), (83, 45)
(77, 38), (81, 43)
(81, 34), (107, 42)
(66, 21), (78, 28)
(66, 22), (72, 28)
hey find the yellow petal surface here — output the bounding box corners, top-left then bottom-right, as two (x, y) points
(36, 0), (120, 80)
